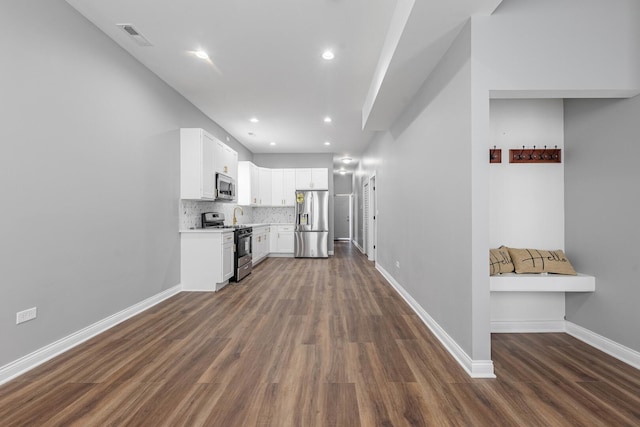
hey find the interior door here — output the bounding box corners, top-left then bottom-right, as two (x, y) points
(334, 195), (351, 240)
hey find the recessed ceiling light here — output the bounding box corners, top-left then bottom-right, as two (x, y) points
(194, 50), (209, 60)
(322, 50), (335, 60)
(342, 157), (352, 164)
(324, 141), (331, 146)
(269, 141), (276, 146)
(250, 117), (259, 123)
(339, 170), (346, 175)
(324, 116), (332, 123)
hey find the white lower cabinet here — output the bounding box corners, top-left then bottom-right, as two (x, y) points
(271, 224), (294, 254)
(181, 231), (235, 291)
(252, 225), (270, 265)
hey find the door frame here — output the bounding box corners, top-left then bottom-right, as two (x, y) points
(367, 173), (377, 262)
(333, 193), (352, 241)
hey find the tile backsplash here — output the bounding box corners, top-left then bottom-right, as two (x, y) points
(252, 207), (295, 224)
(179, 200), (254, 229)
(179, 202), (295, 229)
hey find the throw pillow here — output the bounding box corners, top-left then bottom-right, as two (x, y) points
(490, 246), (515, 275)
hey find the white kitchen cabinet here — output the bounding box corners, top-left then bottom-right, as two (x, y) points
(270, 226), (278, 253)
(273, 224), (294, 253)
(258, 167), (272, 206)
(238, 161), (259, 206)
(181, 231), (234, 291)
(214, 139), (238, 181)
(222, 237), (234, 280)
(295, 168), (328, 190)
(272, 169), (296, 206)
(180, 128), (216, 200)
(252, 225), (270, 265)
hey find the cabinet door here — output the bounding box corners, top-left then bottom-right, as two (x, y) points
(180, 128), (216, 200)
(282, 169), (296, 205)
(213, 139), (225, 175)
(263, 229), (270, 256)
(237, 161), (251, 205)
(259, 167), (272, 205)
(250, 163), (260, 205)
(295, 168), (312, 190)
(201, 133), (216, 199)
(222, 240), (234, 281)
(269, 227), (278, 253)
(271, 169), (284, 206)
(229, 149), (238, 181)
(278, 231), (294, 253)
(311, 168), (329, 190)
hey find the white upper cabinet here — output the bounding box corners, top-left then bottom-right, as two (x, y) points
(295, 168), (328, 190)
(283, 169), (296, 205)
(271, 168), (296, 206)
(240, 164), (328, 205)
(238, 161), (257, 206)
(213, 138), (238, 181)
(258, 167), (272, 206)
(180, 128), (216, 200)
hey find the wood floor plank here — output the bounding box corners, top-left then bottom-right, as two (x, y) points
(1, 241), (639, 426)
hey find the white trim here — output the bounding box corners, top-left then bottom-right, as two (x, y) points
(328, 250), (334, 256)
(566, 321), (640, 370)
(491, 320), (566, 333)
(490, 273), (595, 292)
(0, 284), (182, 386)
(353, 240), (365, 253)
(376, 264), (495, 378)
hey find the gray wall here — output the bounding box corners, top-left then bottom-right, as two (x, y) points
(333, 173), (353, 195)
(564, 96), (640, 353)
(355, 24), (476, 357)
(253, 153), (335, 252)
(0, 0), (247, 367)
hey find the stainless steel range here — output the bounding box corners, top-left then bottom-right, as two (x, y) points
(201, 212), (253, 282)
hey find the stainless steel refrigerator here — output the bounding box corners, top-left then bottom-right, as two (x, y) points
(294, 190), (329, 258)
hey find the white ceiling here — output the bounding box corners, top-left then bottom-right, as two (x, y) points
(65, 0), (502, 171)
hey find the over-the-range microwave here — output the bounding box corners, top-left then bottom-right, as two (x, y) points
(215, 172), (235, 201)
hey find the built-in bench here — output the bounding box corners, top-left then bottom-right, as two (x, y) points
(490, 273), (595, 333)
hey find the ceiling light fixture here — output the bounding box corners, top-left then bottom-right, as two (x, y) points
(322, 50), (335, 60)
(339, 169), (346, 175)
(342, 157), (352, 164)
(250, 117), (259, 123)
(324, 116), (332, 123)
(194, 50), (209, 60)
(269, 141), (276, 146)
(324, 141), (331, 146)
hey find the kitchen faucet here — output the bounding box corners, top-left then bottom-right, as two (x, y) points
(232, 206), (243, 225)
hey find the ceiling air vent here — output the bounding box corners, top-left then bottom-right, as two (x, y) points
(117, 24), (153, 47)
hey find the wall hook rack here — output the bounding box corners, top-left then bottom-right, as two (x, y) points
(489, 145), (502, 163)
(509, 145), (561, 163)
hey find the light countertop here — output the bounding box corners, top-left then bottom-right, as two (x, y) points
(180, 223), (294, 233)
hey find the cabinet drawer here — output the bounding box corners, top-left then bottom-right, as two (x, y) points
(223, 233), (234, 243)
(278, 225), (294, 232)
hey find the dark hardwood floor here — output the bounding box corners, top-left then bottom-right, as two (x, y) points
(1, 241), (639, 426)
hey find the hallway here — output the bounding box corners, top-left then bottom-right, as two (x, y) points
(1, 242), (639, 426)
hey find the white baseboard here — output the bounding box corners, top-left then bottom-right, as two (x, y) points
(328, 250), (334, 256)
(491, 320), (566, 333)
(376, 265), (495, 378)
(566, 321), (640, 370)
(0, 284), (183, 386)
(353, 240), (364, 253)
